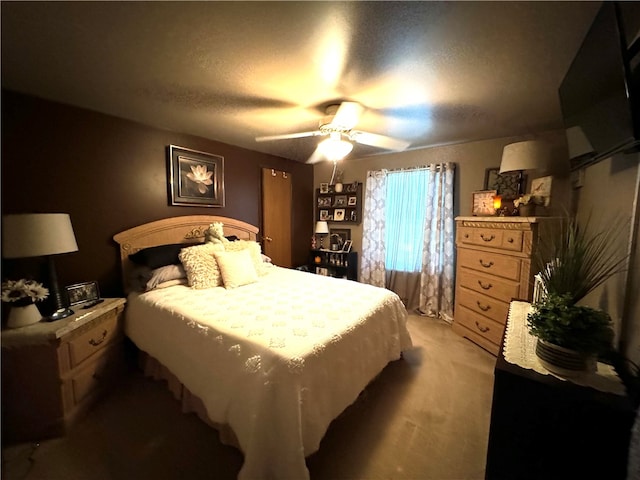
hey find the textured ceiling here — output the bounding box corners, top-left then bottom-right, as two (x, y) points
(1, 1), (601, 163)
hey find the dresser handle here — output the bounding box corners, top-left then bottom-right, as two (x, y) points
(507, 237), (514, 243)
(89, 330), (107, 346)
(464, 233), (469, 239)
(475, 321), (489, 333)
(476, 301), (491, 312)
(477, 280), (492, 290)
(480, 233), (495, 242)
(479, 259), (494, 268)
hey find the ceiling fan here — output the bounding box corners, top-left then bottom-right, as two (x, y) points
(255, 101), (411, 163)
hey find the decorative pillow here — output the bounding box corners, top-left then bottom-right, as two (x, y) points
(213, 249), (259, 289)
(129, 242), (201, 269)
(178, 243), (224, 289)
(154, 278), (188, 289)
(224, 240), (268, 275)
(145, 264), (187, 291)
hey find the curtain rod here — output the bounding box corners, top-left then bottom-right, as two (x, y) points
(368, 163), (455, 175)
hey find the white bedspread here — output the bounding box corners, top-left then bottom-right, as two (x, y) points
(126, 266), (412, 480)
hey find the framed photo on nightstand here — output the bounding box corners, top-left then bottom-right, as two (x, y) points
(65, 281), (100, 306)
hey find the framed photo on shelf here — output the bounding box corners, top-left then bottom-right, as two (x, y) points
(334, 209), (345, 221)
(320, 183), (329, 194)
(319, 210), (330, 221)
(345, 181), (359, 193)
(342, 240), (353, 253)
(334, 195), (347, 207)
(65, 281), (100, 306)
(483, 167), (525, 200)
(330, 228), (351, 246)
(472, 190), (497, 216)
(348, 196), (357, 206)
(168, 145), (225, 207)
(317, 196), (332, 207)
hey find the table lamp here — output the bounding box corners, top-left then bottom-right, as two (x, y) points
(315, 221), (329, 249)
(500, 140), (551, 177)
(2, 213), (79, 321)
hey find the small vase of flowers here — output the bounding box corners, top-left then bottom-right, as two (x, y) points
(513, 194), (541, 216)
(2, 279), (49, 328)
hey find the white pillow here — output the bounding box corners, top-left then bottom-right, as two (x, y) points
(179, 243), (224, 289)
(214, 249), (259, 289)
(224, 240), (268, 275)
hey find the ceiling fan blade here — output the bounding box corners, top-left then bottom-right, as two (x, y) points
(255, 130), (322, 142)
(305, 147), (326, 164)
(350, 130), (411, 151)
(332, 102), (364, 130)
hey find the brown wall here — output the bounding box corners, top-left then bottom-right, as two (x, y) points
(1, 90), (314, 301)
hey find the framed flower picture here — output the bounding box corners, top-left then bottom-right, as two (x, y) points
(168, 145), (225, 207)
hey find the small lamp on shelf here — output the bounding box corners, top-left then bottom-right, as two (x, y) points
(2, 213), (79, 321)
(314, 221), (329, 249)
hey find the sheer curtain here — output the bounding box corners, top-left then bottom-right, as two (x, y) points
(360, 163), (455, 322)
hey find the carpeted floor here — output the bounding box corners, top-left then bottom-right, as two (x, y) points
(2, 314), (496, 480)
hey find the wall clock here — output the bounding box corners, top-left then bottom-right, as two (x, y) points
(472, 190), (498, 216)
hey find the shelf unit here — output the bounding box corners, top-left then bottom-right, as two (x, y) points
(309, 249), (357, 280)
(316, 182), (362, 225)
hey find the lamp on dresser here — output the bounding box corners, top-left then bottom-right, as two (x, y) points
(500, 140), (552, 214)
(2, 213), (79, 321)
(315, 221), (329, 249)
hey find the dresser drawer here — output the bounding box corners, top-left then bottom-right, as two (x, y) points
(458, 226), (524, 252)
(454, 305), (504, 346)
(70, 343), (122, 406)
(456, 287), (510, 325)
(458, 267), (520, 303)
(68, 312), (120, 368)
(457, 248), (522, 281)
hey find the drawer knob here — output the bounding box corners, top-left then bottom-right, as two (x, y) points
(476, 301), (491, 312)
(479, 259), (494, 268)
(477, 280), (492, 290)
(89, 330), (108, 346)
(507, 237), (514, 243)
(475, 321), (490, 333)
(480, 233), (495, 242)
(464, 233), (469, 239)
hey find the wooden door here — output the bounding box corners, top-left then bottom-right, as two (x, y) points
(261, 168), (292, 267)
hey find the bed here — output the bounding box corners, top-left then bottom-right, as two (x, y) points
(113, 215), (413, 479)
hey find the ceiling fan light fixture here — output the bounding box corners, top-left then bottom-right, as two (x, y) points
(318, 133), (353, 161)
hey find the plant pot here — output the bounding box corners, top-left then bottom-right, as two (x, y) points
(518, 204), (535, 217)
(7, 302), (42, 329)
(535, 338), (597, 377)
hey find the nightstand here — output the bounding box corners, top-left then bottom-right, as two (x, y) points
(1, 297), (126, 442)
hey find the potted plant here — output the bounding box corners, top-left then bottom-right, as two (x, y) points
(513, 194), (542, 216)
(527, 215), (628, 376)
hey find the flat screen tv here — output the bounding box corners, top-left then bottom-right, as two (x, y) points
(559, 2), (640, 170)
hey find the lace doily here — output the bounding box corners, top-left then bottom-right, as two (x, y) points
(503, 301), (625, 396)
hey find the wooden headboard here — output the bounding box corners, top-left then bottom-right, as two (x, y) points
(113, 215), (259, 290)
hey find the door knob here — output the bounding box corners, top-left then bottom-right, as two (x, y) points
(264, 236), (273, 242)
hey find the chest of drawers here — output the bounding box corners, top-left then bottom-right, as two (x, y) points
(1, 298), (126, 441)
(452, 217), (549, 355)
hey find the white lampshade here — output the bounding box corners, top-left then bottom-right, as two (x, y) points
(318, 132), (353, 161)
(3, 213), (78, 258)
(315, 221), (329, 234)
(499, 140), (551, 174)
